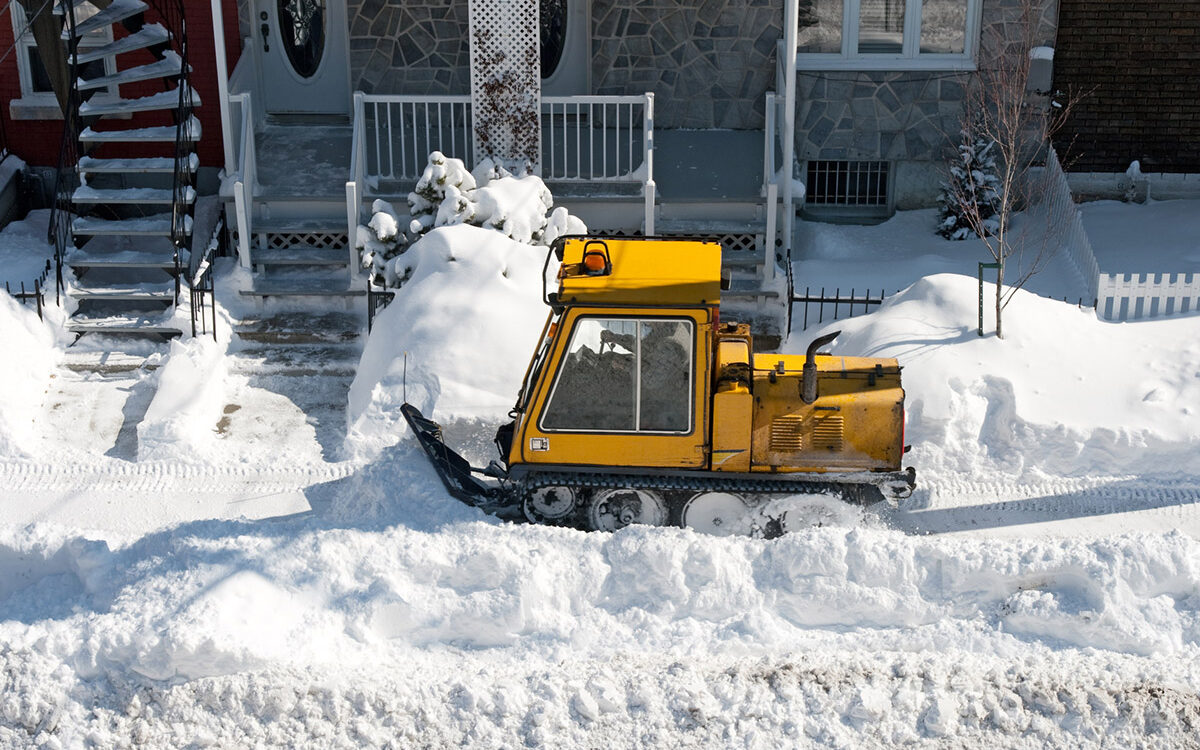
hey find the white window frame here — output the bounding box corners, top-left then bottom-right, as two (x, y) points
(797, 0), (983, 71)
(8, 1), (118, 120)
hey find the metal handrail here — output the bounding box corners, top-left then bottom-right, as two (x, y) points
(50, 0), (194, 304)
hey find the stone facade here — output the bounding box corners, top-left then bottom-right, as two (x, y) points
(797, 0), (1058, 166)
(347, 0), (472, 95)
(1055, 0), (1200, 173)
(590, 0), (783, 129)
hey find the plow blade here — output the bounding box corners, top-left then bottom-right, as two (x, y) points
(401, 403), (504, 507)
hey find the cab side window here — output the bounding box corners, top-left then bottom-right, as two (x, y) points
(540, 318), (693, 433)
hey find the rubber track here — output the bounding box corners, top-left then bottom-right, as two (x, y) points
(515, 469), (888, 528)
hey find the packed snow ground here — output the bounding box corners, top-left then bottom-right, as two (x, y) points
(3, 205), (1200, 747)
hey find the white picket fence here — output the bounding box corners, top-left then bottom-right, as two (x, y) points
(1038, 147), (1200, 321)
(1097, 272), (1200, 321)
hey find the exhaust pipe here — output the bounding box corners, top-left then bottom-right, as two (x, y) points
(802, 330), (839, 403)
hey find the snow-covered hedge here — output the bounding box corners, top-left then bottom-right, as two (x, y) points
(356, 152), (586, 287)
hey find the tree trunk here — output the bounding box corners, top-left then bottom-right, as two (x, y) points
(995, 256), (1004, 339)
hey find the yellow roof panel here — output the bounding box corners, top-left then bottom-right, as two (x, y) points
(555, 237), (723, 306)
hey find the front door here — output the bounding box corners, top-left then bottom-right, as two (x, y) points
(540, 0), (589, 96)
(256, 0), (350, 116)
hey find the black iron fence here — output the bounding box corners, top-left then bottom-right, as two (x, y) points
(367, 282), (395, 333)
(188, 211), (225, 340)
(790, 286), (893, 331)
(5, 259), (52, 320)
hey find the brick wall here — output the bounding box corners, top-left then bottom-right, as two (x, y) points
(1, 0), (239, 168)
(1055, 0), (1200, 173)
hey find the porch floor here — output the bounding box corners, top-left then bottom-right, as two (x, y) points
(256, 124), (352, 200)
(253, 125), (765, 205)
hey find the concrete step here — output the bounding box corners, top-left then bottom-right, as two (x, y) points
(234, 311), (364, 344)
(252, 247), (350, 267)
(77, 52), (186, 91)
(74, 23), (169, 64)
(79, 86), (199, 117)
(73, 213), (191, 237)
(72, 185), (195, 205)
(79, 154), (198, 175)
(80, 116), (201, 144)
(70, 280), (175, 302)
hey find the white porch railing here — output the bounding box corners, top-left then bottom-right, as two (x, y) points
(761, 91), (792, 283)
(346, 92), (656, 235)
(229, 91), (257, 269)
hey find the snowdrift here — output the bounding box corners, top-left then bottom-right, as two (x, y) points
(0, 293), (61, 458)
(346, 225), (553, 458)
(789, 274), (1200, 478)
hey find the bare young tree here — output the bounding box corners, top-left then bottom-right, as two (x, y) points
(943, 0), (1081, 338)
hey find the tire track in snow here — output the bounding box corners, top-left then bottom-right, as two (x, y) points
(0, 460), (361, 493)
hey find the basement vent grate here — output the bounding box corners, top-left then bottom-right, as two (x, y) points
(805, 160), (890, 206)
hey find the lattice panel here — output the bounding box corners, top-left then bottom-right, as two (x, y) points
(265, 232), (348, 250)
(469, 0), (540, 169)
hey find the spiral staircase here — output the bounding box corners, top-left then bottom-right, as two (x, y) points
(50, 0), (199, 338)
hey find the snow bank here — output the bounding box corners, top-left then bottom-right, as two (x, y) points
(788, 273), (1200, 478)
(346, 225), (553, 458)
(137, 337), (230, 461)
(1, 502), (1198, 747)
(0, 293), (60, 458)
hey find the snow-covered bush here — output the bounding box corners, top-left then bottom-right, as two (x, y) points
(937, 133), (1002, 240)
(356, 199), (409, 285)
(407, 152), (586, 244)
(408, 152), (477, 234)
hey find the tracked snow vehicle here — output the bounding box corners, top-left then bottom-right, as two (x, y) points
(403, 236), (914, 534)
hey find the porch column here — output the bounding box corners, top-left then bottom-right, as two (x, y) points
(210, 0), (235, 175)
(782, 0), (799, 257)
(468, 0), (541, 172)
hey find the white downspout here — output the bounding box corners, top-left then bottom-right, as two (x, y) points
(781, 0), (798, 258)
(211, 0), (235, 176)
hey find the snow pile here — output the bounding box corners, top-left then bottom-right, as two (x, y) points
(0, 293), (60, 458)
(789, 273), (1200, 478)
(346, 224), (553, 457)
(137, 336), (230, 461)
(1, 504), (1199, 746)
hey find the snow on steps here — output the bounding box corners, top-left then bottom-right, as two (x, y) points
(79, 86), (199, 118)
(66, 316), (181, 338)
(70, 280), (175, 301)
(251, 247), (350, 267)
(73, 23), (169, 64)
(72, 185), (195, 205)
(80, 116), (201, 144)
(77, 52), (187, 91)
(79, 154), (198, 175)
(58, 0), (147, 38)
(72, 213), (192, 237)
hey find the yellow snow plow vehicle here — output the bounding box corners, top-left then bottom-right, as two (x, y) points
(403, 236), (914, 534)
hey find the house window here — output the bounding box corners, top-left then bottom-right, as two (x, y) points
(9, 0), (117, 120)
(797, 0), (979, 70)
(540, 317), (694, 434)
(805, 160), (890, 206)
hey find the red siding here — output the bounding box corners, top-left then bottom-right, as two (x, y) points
(1, 0), (241, 169)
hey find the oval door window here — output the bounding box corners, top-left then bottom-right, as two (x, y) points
(278, 0), (325, 78)
(540, 0), (567, 78)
